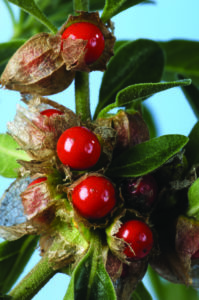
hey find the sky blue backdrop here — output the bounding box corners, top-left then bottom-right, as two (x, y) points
(0, 0), (199, 299)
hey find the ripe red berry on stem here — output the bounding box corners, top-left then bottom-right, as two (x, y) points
(56, 126), (101, 170)
(116, 220), (153, 259)
(71, 176), (116, 219)
(28, 177), (47, 187)
(61, 22), (105, 64)
(40, 109), (63, 117)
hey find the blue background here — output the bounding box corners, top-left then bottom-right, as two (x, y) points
(0, 0), (199, 299)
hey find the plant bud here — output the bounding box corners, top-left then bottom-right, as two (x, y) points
(0, 33), (75, 95)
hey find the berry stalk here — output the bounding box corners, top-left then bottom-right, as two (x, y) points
(9, 256), (56, 300)
(73, 0), (91, 121)
(75, 72), (91, 121)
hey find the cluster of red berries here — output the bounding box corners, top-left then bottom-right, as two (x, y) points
(28, 107), (155, 260)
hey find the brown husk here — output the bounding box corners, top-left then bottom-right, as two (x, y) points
(0, 33), (75, 95)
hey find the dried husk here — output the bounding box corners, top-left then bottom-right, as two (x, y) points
(112, 110), (150, 149)
(96, 110), (150, 155)
(114, 259), (148, 300)
(106, 250), (148, 299)
(20, 179), (51, 219)
(150, 215), (199, 286)
(93, 125), (117, 171)
(0, 33), (75, 95)
(7, 96), (79, 165)
(58, 11), (116, 72)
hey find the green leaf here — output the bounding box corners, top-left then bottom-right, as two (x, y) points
(114, 40), (129, 52)
(187, 178), (199, 219)
(0, 235), (38, 294)
(0, 134), (30, 178)
(107, 135), (188, 177)
(115, 79), (191, 106)
(185, 121), (199, 167)
(0, 40), (26, 76)
(101, 0), (153, 23)
(178, 75), (199, 119)
(7, 0), (57, 33)
(160, 40), (199, 86)
(131, 281), (152, 300)
(64, 234), (116, 300)
(97, 80), (191, 118)
(16, 0), (106, 34)
(94, 39), (164, 119)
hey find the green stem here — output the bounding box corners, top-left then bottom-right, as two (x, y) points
(73, 0), (91, 121)
(73, 0), (89, 11)
(9, 256), (56, 300)
(97, 103), (117, 119)
(147, 265), (166, 300)
(75, 72), (91, 121)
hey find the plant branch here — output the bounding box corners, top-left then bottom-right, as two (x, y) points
(75, 72), (91, 121)
(9, 255), (57, 300)
(73, 0), (89, 11)
(96, 103), (117, 119)
(73, 0), (91, 121)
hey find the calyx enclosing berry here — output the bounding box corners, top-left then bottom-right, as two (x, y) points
(56, 126), (101, 170)
(61, 22), (105, 65)
(116, 220), (154, 259)
(70, 175), (116, 219)
(59, 11), (115, 72)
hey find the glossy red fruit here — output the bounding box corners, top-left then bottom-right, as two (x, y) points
(116, 220), (153, 259)
(56, 126), (101, 170)
(71, 176), (116, 219)
(40, 109), (64, 117)
(61, 22), (105, 64)
(126, 175), (157, 207)
(28, 177), (47, 187)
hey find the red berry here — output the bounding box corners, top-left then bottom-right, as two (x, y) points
(56, 126), (101, 170)
(61, 22), (105, 64)
(40, 109), (63, 117)
(28, 177), (47, 187)
(71, 176), (116, 219)
(116, 220), (153, 259)
(126, 175), (157, 207)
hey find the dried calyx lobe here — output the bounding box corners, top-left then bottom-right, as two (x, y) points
(0, 33), (75, 96)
